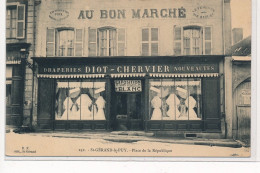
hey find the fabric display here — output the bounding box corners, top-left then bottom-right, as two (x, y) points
(151, 95), (162, 120)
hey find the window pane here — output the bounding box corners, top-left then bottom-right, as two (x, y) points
(149, 79), (162, 120)
(151, 28), (158, 41)
(109, 30), (117, 56)
(17, 6), (24, 20)
(76, 29), (83, 42)
(75, 43), (82, 56)
(17, 22), (23, 37)
(93, 81), (106, 120)
(205, 42), (211, 54)
(89, 43), (96, 56)
(142, 29), (149, 41)
(89, 29), (96, 42)
(118, 42), (125, 56)
(142, 43), (149, 56)
(151, 43), (158, 56)
(174, 42), (181, 55)
(205, 27), (211, 40)
(186, 79), (202, 120)
(174, 27), (181, 40)
(118, 28), (125, 41)
(46, 43), (54, 56)
(175, 78), (188, 120)
(47, 29), (54, 42)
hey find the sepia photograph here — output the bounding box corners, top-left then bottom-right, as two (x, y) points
(4, 0), (253, 158)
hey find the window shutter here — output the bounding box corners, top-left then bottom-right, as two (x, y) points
(174, 26), (182, 55)
(151, 28), (158, 56)
(141, 28), (149, 56)
(88, 28), (97, 56)
(117, 28), (126, 56)
(46, 28), (55, 56)
(75, 29), (83, 56)
(204, 26), (212, 55)
(16, 4), (25, 39)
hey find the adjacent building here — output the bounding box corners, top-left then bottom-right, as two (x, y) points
(7, 0), (237, 138)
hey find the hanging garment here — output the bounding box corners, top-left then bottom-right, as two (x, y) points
(60, 97), (73, 120)
(76, 94), (93, 120)
(185, 96), (199, 120)
(151, 96), (162, 120)
(165, 93), (180, 119)
(94, 96), (106, 120)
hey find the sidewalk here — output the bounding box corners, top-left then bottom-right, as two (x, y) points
(22, 130), (244, 148)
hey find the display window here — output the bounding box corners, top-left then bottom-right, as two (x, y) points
(149, 78), (202, 120)
(55, 79), (106, 120)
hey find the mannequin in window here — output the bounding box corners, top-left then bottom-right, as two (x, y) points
(95, 94), (106, 120)
(176, 87), (188, 120)
(165, 93), (180, 120)
(151, 93), (162, 120)
(76, 93), (93, 120)
(185, 95), (199, 120)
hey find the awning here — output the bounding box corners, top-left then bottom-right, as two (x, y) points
(37, 74), (105, 78)
(110, 73), (146, 78)
(6, 60), (21, 64)
(57, 81), (106, 88)
(150, 81), (201, 86)
(149, 73), (219, 78)
(232, 56), (251, 61)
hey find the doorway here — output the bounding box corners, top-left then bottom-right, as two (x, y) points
(111, 79), (144, 131)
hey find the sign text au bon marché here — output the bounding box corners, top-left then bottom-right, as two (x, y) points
(40, 64), (219, 74)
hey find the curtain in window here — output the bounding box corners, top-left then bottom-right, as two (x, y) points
(55, 80), (106, 121)
(149, 78), (202, 120)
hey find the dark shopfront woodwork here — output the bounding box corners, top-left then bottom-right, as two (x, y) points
(110, 79), (145, 131)
(6, 64), (24, 126)
(35, 57), (222, 132)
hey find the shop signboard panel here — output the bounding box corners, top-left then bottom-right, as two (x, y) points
(115, 80), (142, 92)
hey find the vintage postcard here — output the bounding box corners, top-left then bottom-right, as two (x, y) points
(4, 0), (253, 158)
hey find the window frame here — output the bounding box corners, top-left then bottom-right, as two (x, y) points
(173, 25), (212, 55)
(141, 27), (159, 56)
(88, 26), (126, 57)
(46, 27), (84, 57)
(6, 3), (25, 39)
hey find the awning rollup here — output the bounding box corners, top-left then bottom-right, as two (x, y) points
(37, 74), (105, 79)
(149, 73), (219, 78)
(110, 73), (146, 78)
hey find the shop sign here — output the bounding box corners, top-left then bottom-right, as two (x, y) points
(78, 7), (186, 19)
(49, 10), (69, 20)
(39, 64), (219, 74)
(115, 80), (142, 92)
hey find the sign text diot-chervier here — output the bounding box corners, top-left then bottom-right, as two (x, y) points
(41, 64), (218, 74)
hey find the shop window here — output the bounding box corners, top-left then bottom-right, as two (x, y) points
(149, 78), (202, 120)
(6, 4), (25, 39)
(46, 28), (83, 57)
(142, 28), (159, 56)
(88, 27), (126, 56)
(55, 80), (106, 120)
(174, 26), (212, 55)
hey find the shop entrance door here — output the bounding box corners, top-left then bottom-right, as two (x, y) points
(111, 80), (144, 131)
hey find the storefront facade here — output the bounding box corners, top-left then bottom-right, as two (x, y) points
(6, 0), (31, 127)
(31, 0), (232, 135)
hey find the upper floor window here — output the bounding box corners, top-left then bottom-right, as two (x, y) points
(141, 28), (158, 56)
(88, 27), (126, 56)
(46, 28), (83, 57)
(6, 4), (25, 39)
(174, 26), (212, 55)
